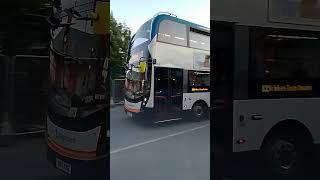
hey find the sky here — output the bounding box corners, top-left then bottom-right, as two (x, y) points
(111, 0), (210, 34)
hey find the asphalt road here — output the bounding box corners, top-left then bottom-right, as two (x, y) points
(110, 106), (210, 180)
(0, 134), (70, 180)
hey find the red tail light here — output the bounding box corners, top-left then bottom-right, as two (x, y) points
(236, 138), (246, 144)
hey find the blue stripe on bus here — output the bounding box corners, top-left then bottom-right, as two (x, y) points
(150, 14), (209, 40)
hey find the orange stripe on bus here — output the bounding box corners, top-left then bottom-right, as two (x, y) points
(124, 104), (140, 113)
(47, 137), (97, 161)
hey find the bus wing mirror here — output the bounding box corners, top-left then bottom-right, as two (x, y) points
(46, 16), (75, 29)
(138, 57), (156, 64)
(139, 57), (147, 61)
(127, 64), (132, 70)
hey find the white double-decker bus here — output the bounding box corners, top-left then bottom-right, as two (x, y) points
(213, 0), (320, 178)
(46, 0), (108, 178)
(124, 13), (210, 122)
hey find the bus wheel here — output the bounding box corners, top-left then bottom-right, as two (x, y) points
(262, 133), (311, 177)
(191, 102), (208, 120)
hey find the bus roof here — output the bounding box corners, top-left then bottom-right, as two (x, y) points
(212, 0), (320, 31)
(150, 13), (210, 40)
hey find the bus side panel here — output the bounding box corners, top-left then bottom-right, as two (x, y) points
(153, 42), (192, 69)
(152, 41), (209, 71)
(212, 0), (320, 31)
(232, 25), (320, 152)
(182, 92), (210, 110)
(47, 117), (101, 152)
(233, 98), (319, 152)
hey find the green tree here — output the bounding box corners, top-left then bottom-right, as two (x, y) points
(110, 13), (131, 79)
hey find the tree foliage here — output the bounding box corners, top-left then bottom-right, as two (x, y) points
(110, 13), (131, 79)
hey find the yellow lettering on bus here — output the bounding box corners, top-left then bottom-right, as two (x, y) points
(262, 85), (271, 93)
(261, 85), (313, 93)
(192, 88), (209, 92)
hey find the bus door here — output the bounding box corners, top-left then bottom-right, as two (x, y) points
(154, 67), (169, 114)
(154, 67), (183, 117)
(212, 21), (235, 179)
(168, 68), (183, 110)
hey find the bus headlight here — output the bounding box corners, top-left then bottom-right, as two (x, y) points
(143, 98), (147, 105)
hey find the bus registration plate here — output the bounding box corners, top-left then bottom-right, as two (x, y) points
(56, 158), (71, 174)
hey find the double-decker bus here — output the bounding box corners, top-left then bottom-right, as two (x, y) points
(124, 13), (210, 122)
(213, 0), (320, 178)
(46, 0), (109, 178)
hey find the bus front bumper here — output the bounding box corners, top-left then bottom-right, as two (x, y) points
(46, 143), (107, 179)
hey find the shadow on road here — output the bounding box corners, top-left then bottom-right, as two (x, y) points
(127, 113), (210, 129)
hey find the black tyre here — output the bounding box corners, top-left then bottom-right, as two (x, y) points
(191, 101), (208, 120)
(262, 133), (312, 178)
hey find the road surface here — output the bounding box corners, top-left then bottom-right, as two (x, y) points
(110, 106), (210, 180)
(0, 134), (70, 180)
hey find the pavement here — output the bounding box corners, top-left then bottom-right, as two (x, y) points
(0, 134), (71, 180)
(110, 106), (210, 180)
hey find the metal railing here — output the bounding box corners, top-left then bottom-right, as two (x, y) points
(111, 79), (125, 103)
